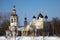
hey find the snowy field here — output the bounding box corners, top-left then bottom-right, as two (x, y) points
(0, 36), (60, 40)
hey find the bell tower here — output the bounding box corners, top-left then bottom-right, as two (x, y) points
(10, 5), (18, 27)
(9, 5), (18, 37)
(6, 5), (18, 40)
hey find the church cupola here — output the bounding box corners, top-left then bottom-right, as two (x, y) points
(33, 15), (36, 19)
(36, 12), (44, 29)
(24, 17), (27, 21)
(37, 13), (43, 19)
(45, 15), (48, 19)
(11, 5), (17, 16)
(10, 5), (18, 27)
(24, 17), (27, 27)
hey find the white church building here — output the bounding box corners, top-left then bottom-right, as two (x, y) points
(5, 5), (48, 37)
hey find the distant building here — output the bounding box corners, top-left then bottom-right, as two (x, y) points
(0, 5), (60, 36)
(17, 12), (44, 36)
(6, 5), (18, 37)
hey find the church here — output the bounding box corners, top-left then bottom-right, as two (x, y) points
(5, 5), (48, 37)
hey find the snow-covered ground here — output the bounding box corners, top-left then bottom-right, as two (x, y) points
(0, 36), (60, 40)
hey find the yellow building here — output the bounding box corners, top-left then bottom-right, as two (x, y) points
(19, 13), (44, 36)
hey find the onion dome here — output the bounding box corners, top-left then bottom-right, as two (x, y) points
(24, 17), (27, 20)
(45, 15), (48, 19)
(11, 5), (17, 16)
(37, 13), (43, 19)
(33, 15), (36, 19)
(12, 5), (16, 12)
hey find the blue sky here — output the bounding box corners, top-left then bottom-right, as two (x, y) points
(0, 0), (60, 26)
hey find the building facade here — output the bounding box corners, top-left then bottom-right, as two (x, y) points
(5, 5), (45, 37)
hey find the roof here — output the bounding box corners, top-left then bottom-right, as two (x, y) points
(37, 13), (43, 19)
(11, 13), (17, 16)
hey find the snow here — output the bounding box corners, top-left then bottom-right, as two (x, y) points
(0, 36), (60, 40)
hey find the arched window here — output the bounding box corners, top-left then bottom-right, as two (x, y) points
(11, 19), (13, 23)
(14, 18), (17, 22)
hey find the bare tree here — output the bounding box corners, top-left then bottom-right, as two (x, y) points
(0, 12), (10, 35)
(51, 17), (60, 36)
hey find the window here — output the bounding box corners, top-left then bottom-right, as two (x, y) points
(11, 19), (13, 23)
(14, 18), (16, 22)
